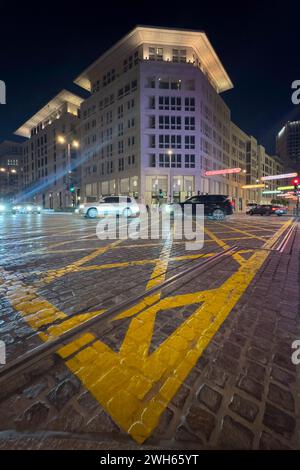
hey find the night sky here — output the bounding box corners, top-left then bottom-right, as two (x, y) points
(0, 0), (299, 153)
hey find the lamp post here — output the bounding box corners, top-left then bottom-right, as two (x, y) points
(57, 135), (80, 207)
(167, 149), (173, 203)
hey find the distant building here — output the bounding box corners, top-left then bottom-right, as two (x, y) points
(276, 121), (300, 170)
(15, 90), (83, 209)
(0, 140), (23, 200)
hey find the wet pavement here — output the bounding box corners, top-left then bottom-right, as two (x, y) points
(0, 212), (299, 449)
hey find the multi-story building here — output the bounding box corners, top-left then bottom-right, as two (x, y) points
(0, 140), (23, 200)
(230, 123), (248, 209)
(258, 145), (283, 202)
(15, 90), (83, 209)
(9, 27), (286, 211)
(75, 26), (257, 207)
(276, 120), (300, 171)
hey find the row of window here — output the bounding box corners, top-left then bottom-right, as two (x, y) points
(84, 92), (136, 121)
(148, 134), (196, 149)
(148, 96), (195, 111)
(146, 77), (195, 91)
(147, 47), (187, 63)
(84, 155), (136, 176)
(156, 153), (195, 168)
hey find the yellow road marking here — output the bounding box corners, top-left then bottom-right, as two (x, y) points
(212, 221), (273, 242)
(204, 226), (246, 265)
(67, 252), (215, 273)
(1, 218), (292, 444)
(42, 239), (123, 283)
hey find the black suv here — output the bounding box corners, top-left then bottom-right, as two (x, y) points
(172, 195), (234, 220)
(248, 204), (286, 216)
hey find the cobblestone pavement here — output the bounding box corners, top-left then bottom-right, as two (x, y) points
(0, 212), (299, 449)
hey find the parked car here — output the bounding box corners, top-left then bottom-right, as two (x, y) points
(246, 203), (258, 214)
(12, 203), (42, 214)
(0, 202), (12, 214)
(272, 205), (288, 216)
(169, 194), (234, 220)
(248, 204), (287, 216)
(78, 196), (140, 219)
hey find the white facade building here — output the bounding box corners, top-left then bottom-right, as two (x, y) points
(15, 90), (83, 209)
(75, 26), (253, 209)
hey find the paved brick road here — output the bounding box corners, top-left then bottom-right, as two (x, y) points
(0, 212), (299, 449)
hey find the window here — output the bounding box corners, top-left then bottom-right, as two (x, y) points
(172, 97), (182, 111)
(146, 77), (155, 88)
(159, 153), (182, 168)
(185, 154), (195, 168)
(159, 135), (181, 149)
(158, 96), (181, 110)
(159, 116), (170, 129)
(170, 79), (181, 90)
(185, 136), (195, 149)
(149, 154), (156, 167)
(149, 135), (156, 148)
(149, 47), (163, 61)
(118, 141), (124, 154)
(172, 49), (186, 63)
(185, 97), (195, 111)
(118, 158), (124, 172)
(131, 79), (137, 91)
(118, 88), (124, 99)
(118, 123), (123, 137)
(117, 105), (123, 119)
(159, 96), (169, 110)
(185, 116), (195, 130)
(124, 83), (130, 95)
(158, 79), (169, 89)
(149, 116), (156, 129)
(149, 96), (155, 109)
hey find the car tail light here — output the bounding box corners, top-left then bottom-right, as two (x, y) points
(272, 207), (276, 211)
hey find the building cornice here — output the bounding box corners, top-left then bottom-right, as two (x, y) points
(15, 90), (84, 138)
(74, 26), (233, 94)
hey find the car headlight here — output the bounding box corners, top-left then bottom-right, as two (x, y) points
(79, 204), (85, 209)
(37, 207), (41, 211)
(0, 204), (5, 211)
(13, 206), (17, 210)
(26, 206), (32, 211)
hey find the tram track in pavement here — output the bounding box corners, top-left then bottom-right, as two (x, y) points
(0, 245), (237, 385)
(0, 218), (296, 369)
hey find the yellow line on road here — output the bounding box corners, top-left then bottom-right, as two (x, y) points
(1, 218), (292, 445)
(212, 221), (268, 242)
(65, 219), (291, 443)
(204, 226), (246, 265)
(42, 239), (123, 283)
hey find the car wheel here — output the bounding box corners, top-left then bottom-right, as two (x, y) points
(212, 209), (225, 220)
(86, 207), (98, 219)
(123, 207), (132, 217)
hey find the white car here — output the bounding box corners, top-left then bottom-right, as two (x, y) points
(78, 196), (140, 219)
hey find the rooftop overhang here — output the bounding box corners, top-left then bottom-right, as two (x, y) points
(74, 26), (233, 94)
(15, 90), (84, 138)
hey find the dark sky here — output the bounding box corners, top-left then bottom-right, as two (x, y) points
(0, 0), (299, 153)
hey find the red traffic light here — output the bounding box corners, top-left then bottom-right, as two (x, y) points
(292, 178), (299, 186)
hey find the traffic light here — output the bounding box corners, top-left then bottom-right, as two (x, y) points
(292, 178), (300, 195)
(69, 184), (75, 193)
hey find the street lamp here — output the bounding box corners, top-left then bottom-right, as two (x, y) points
(57, 135), (80, 207)
(167, 149), (173, 203)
